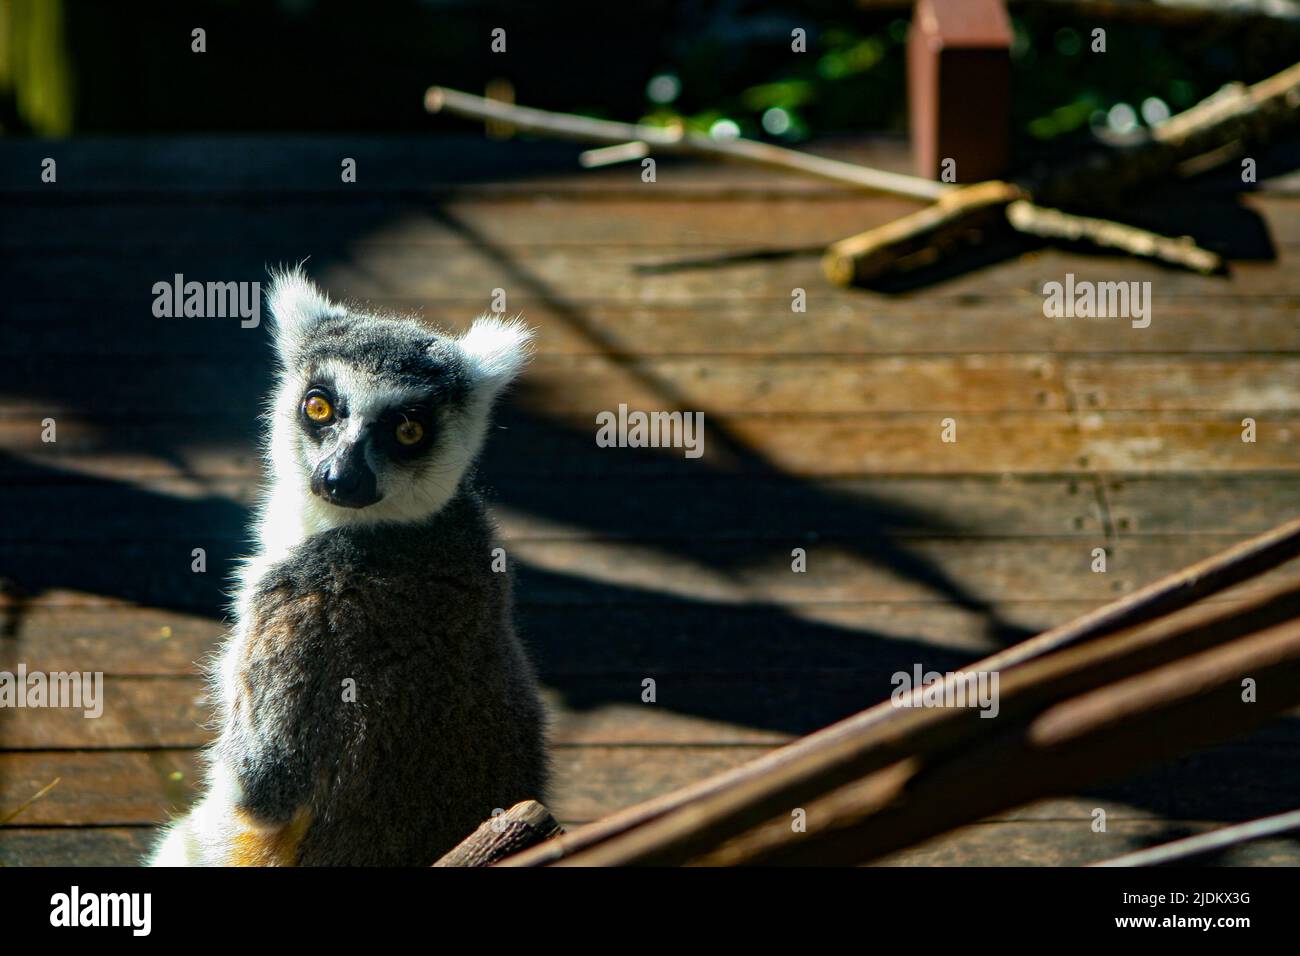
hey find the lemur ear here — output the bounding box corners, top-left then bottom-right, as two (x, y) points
(457, 315), (535, 399)
(265, 267), (345, 354)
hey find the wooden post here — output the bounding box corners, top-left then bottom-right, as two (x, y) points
(908, 0), (1013, 182)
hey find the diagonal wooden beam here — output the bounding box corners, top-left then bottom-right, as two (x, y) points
(691, 602), (1300, 865)
(502, 517), (1300, 866)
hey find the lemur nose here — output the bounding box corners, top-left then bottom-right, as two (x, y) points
(312, 448), (380, 508)
(326, 459), (361, 494)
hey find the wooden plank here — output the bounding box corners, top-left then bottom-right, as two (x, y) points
(5, 817), (1298, 867)
(4, 539), (1299, 614)
(6, 191), (1300, 251)
(991, 739), (1300, 822)
(6, 739), (1297, 831)
(7, 299), (1300, 359)
(1103, 475), (1300, 535)
(0, 475), (1109, 544)
(1066, 358), (1300, 412)
(8, 595), (1290, 677)
(501, 538), (1300, 606)
(1, 475), (1294, 549)
(0, 354), (1072, 417)
(10, 354), (1298, 421)
(0, 750), (200, 826)
(0, 747), (769, 827)
(0, 678), (799, 748)
(4, 412), (1296, 478)
(0, 601), (1066, 677)
(874, 820), (1300, 866)
(7, 245), (1300, 303)
(0, 606), (223, 673)
(0, 828), (157, 867)
(0, 197), (923, 250)
(7, 677), (1298, 752)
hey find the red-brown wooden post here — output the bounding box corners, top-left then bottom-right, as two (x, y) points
(908, 0), (1013, 183)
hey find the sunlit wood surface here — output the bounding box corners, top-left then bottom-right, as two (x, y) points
(1, 135), (1297, 865)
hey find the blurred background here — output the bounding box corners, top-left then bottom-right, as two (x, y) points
(4, 0), (1300, 153)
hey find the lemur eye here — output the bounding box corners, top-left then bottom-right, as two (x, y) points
(395, 420), (424, 446)
(303, 393), (334, 423)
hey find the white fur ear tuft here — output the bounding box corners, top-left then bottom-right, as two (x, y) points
(265, 266), (345, 348)
(459, 315), (535, 395)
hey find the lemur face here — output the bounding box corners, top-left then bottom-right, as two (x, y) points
(291, 332), (468, 510)
(264, 268), (532, 525)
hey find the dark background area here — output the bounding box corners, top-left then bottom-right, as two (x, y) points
(5, 0), (1300, 165)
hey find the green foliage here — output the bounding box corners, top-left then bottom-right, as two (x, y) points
(629, 4), (1300, 149)
(634, 15), (911, 143)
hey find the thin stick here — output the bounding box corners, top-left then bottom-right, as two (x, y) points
(1091, 808), (1300, 867)
(580, 142), (651, 168)
(502, 516), (1300, 866)
(0, 778), (60, 826)
(1035, 60), (1300, 207)
(426, 86), (949, 201)
(1005, 201), (1223, 273)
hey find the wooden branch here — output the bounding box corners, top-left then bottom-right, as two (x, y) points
(432, 800), (563, 867)
(429, 64), (1289, 282)
(823, 181), (1023, 285)
(826, 61), (1300, 282)
(580, 142), (650, 168)
(696, 612), (1300, 865)
(825, 191), (1223, 284)
(426, 86), (948, 201)
(0, 778), (60, 826)
(503, 516), (1300, 866)
(1035, 60), (1300, 207)
(1091, 807), (1300, 867)
(1004, 201), (1223, 273)
(558, 580), (1300, 866)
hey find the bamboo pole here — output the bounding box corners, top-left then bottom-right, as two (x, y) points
(1091, 807), (1300, 867)
(698, 616), (1300, 865)
(502, 517), (1300, 866)
(556, 581), (1300, 866)
(426, 86), (949, 201)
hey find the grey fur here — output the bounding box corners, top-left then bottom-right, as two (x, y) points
(227, 490), (549, 865)
(149, 269), (547, 865)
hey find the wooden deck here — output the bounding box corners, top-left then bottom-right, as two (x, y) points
(1, 134), (1298, 866)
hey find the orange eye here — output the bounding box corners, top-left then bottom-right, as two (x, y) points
(303, 394), (333, 423)
(395, 420), (424, 446)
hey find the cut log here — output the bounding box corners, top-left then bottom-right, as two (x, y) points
(823, 180), (1023, 285)
(432, 800), (563, 867)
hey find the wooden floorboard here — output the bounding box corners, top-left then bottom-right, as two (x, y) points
(2, 135), (1298, 866)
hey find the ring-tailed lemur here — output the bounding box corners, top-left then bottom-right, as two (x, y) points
(147, 269), (548, 866)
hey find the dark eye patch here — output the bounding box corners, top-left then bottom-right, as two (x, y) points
(374, 403), (437, 460)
